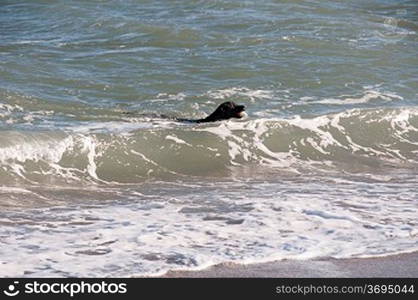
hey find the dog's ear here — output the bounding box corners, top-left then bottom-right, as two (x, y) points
(219, 102), (234, 113)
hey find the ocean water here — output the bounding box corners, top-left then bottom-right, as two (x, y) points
(0, 0), (417, 277)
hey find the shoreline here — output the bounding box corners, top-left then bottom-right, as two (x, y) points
(162, 251), (418, 278)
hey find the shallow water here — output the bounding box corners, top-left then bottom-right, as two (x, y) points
(0, 0), (417, 276)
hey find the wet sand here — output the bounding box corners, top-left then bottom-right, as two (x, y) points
(163, 252), (418, 277)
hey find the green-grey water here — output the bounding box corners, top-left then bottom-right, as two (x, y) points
(0, 0), (417, 277)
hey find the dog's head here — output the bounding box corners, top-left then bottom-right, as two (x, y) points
(207, 101), (246, 121)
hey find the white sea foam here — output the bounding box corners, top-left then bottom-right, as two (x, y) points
(0, 176), (416, 277)
(165, 135), (193, 146)
(312, 90), (403, 105)
(0, 186), (33, 194)
(0, 103), (24, 122)
(0, 133), (73, 164)
(206, 87), (274, 102)
(69, 121), (154, 134)
(156, 93), (187, 101)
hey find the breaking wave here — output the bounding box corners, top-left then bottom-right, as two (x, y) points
(1, 107), (417, 185)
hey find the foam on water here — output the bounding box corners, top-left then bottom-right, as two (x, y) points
(0, 177), (417, 277)
(206, 87), (275, 102)
(0, 107), (417, 276)
(1, 107), (418, 184)
(312, 90), (404, 105)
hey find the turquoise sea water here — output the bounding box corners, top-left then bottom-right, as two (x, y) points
(0, 0), (417, 276)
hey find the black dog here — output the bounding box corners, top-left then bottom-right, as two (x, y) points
(178, 101), (246, 123)
(123, 101), (246, 123)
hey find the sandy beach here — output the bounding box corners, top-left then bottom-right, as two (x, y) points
(164, 252), (418, 278)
